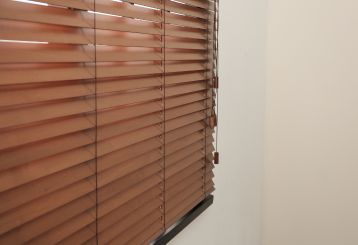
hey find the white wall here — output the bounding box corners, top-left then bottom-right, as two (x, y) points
(263, 1), (358, 245)
(169, 0), (268, 244)
(170, 1), (358, 244)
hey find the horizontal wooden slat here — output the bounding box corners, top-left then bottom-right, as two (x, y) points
(97, 137), (161, 172)
(0, 99), (94, 129)
(42, 0), (95, 11)
(0, 45), (94, 63)
(166, 25), (207, 39)
(166, 169), (203, 200)
(97, 50), (162, 62)
(98, 183), (162, 217)
(166, 154), (204, 178)
(97, 100), (162, 124)
(96, 15), (160, 35)
(121, 0), (162, 9)
(166, 111), (206, 132)
(165, 92), (206, 108)
(0, 161), (95, 214)
(0, 82), (94, 107)
(98, 151), (162, 188)
(0, 176), (96, 235)
(166, 183), (203, 211)
(97, 125), (162, 156)
(97, 75), (162, 93)
(126, 222), (163, 245)
(97, 64), (162, 78)
(98, 199), (160, 244)
(0, 66), (95, 85)
(96, 1), (162, 23)
(0, 1), (94, 28)
(0, 193), (96, 244)
(0, 115), (94, 151)
(98, 186), (161, 231)
(97, 89), (162, 109)
(0, 145), (95, 192)
(0, 21), (94, 45)
(166, 82), (206, 97)
(96, 31), (161, 47)
(27, 208), (96, 245)
(99, 160), (162, 197)
(98, 113), (161, 140)
(0, 131), (95, 171)
(58, 222), (97, 245)
(166, 141), (204, 167)
(107, 213), (162, 245)
(165, 0), (208, 19)
(165, 12), (207, 29)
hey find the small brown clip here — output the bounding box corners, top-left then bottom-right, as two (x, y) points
(212, 76), (219, 89)
(214, 152), (219, 164)
(209, 112), (217, 129)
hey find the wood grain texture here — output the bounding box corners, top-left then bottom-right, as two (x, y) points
(0, 0), (217, 243)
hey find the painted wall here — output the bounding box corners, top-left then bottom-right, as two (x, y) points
(170, 1), (358, 244)
(263, 1), (358, 245)
(169, 0), (267, 244)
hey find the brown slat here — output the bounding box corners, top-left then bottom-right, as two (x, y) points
(0, 130), (95, 171)
(166, 183), (203, 211)
(98, 199), (160, 244)
(0, 66), (95, 85)
(27, 209), (95, 245)
(96, 1), (162, 23)
(0, 161), (95, 214)
(0, 177), (96, 236)
(0, 46), (94, 63)
(166, 161), (203, 190)
(165, 190), (204, 227)
(0, 21), (94, 45)
(97, 64), (162, 79)
(166, 130), (204, 155)
(0, 1), (94, 28)
(0, 82), (94, 107)
(98, 151), (162, 188)
(97, 75), (162, 93)
(107, 214), (162, 245)
(166, 153), (204, 178)
(98, 184), (162, 217)
(0, 146), (95, 192)
(58, 223), (97, 245)
(0, 115), (94, 151)
(0, 99), (94, 129)
(98, 190), (162, 232)
(42, 0), (95, 10)
(165, 0), (208, 19)
(0, 193), (96, 244)
(97, 89), (162, 109)
(97, 101), (162, 126)
(97, 137), (161, 172)
(97, 125), (162, 156)
(98, 113), (161, 140)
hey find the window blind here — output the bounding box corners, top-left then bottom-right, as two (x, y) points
(0, 0), (218, 244)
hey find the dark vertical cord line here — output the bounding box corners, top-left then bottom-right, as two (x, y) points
(93, 1), (99, 244)
(162, 0), (166, 231)
(215, 0), (219, 152)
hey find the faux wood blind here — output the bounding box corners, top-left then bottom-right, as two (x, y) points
(0, 0), (218, 244)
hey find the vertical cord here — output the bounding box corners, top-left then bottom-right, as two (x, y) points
(162, 0), (166, 230)
(215, 0), (219, 152)
(93, 2), (99, 244)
